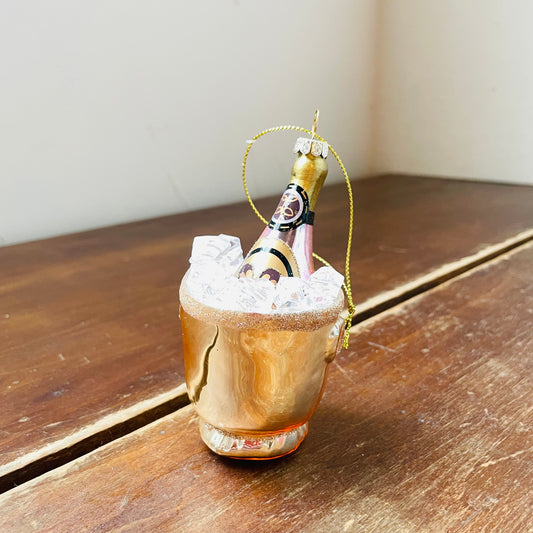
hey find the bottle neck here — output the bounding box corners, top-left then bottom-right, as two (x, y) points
(267, 153), (328, 233)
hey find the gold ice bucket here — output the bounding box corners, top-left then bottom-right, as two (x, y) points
(179, 285), (346, 459)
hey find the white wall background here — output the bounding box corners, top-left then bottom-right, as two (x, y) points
(1, 1), (533, 246)
(0, 1), (377, 246)
(373, 0), (533, 184)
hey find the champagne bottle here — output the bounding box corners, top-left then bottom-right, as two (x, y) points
(237, 134), (329, 284)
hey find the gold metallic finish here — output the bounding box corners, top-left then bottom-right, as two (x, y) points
(290, 153), (328, 212)
(180, 285), (346, 457)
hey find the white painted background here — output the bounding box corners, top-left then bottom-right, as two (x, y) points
(0, 1), (376, 246)
(1, 1), (532, 246)
(373, 0), (533, 185)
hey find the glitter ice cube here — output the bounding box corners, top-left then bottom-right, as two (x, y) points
(274, 277), (308, 311)
(185, 260), (229, 300)
(309, 266), (344, 287)
(234, 278), (276, 314)
(190, 234), (243, 273)
(307, 267), (344, 307)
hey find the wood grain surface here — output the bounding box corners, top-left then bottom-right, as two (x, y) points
(1, 175), (532, 488)
(2, 240), (531, 533)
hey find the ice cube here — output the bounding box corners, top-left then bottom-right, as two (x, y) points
(306, 266), (344, 307)
(209, 276), (240, 310)
(309, 266), (344, 287)
(234, 277), (276, 314)
(185, 259), (229, 301)
(190, 234), (243, 274)
(274, 277), (307, 311)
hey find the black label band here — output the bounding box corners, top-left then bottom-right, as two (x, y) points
(304, 210), (315, 225)
(268, 183), (312, 232)
(248, 246), (294, 276)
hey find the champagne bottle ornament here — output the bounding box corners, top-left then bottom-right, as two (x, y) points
(237, 115), (328, 283)
(179, 111), (355, 459)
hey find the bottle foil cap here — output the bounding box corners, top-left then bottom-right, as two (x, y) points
(294, 137), (329, 159)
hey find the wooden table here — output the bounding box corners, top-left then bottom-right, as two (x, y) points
(1, 175), (532, 532)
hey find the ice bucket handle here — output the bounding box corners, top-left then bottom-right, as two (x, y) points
(325, 309), (349, 363)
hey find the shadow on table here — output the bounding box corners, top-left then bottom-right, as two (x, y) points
(214, 401), (428, 504)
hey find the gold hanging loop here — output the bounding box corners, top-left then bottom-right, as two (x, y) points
(311, 109), (319, 138)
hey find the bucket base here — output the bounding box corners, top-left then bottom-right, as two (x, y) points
(199, 419), (308, 460)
